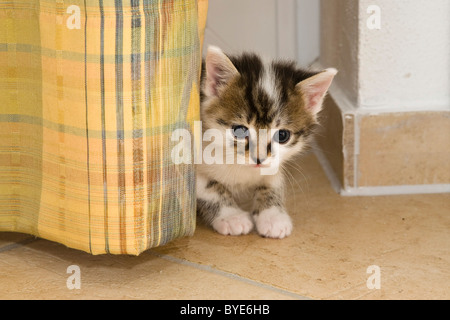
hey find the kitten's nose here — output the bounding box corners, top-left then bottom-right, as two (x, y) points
(251, 156), (266, 165)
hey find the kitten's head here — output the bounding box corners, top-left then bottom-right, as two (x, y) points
(200, 46), (337, 174)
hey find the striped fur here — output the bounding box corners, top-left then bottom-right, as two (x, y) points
(197, 46), (336, 239)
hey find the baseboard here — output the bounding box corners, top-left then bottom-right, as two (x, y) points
(312, 64), (450, 196)
(314, 145), (450, 196)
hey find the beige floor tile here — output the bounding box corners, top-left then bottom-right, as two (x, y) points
(154, 153), (450, 300)
(0, 237), (297, 300)
(1, 153), (449, 300)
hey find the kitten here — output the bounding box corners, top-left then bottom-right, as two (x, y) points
(196, 46), (336, 238)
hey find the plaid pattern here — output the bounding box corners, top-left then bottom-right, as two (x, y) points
(0, 0), (208, 255)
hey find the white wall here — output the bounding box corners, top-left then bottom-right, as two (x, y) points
(203, 0), (278, 58)
(296, 0), (320, 67)
(358, 0), (450, 110)
(203, 0), (320, 66)
(204, 0), (449, 111)
(319, 0), (360, 107)
(320, 0), (450, 111)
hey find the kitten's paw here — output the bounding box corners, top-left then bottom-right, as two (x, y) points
(212, 208), (254, 236)
(254, 207), (292, 239)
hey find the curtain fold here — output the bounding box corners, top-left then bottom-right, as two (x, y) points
(0, 0), (208, 255)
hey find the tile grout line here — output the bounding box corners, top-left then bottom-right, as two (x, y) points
(0, 237), (311, 300)
(0, 237), (39, 253)
(148, 250), (312, 300)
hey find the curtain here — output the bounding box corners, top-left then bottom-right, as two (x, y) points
(0, 0), (208, 255)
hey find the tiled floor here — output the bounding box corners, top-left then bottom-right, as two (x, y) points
(1, 153), (449, 300)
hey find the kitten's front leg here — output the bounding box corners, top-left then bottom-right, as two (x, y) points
(197, 175), (253, 236)
(252, 185), (293, 239)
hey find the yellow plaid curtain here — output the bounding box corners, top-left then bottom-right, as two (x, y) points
(0, 0), (208, 255)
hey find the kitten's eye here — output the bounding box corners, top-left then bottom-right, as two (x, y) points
(274, 129), (291, 144)
(232, 125), (249, 140)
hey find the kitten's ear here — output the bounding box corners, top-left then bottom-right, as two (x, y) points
(204, 46), (239, 97)
(296, 68), (337, 116)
